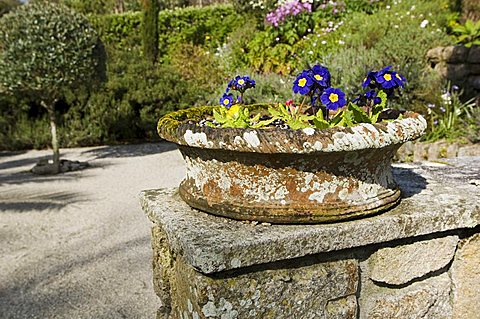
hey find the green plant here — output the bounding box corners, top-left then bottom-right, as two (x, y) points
(423, 84), (477, 141)
(142, 0), (159, 64)
(452, 19), (480, 47)
(0, 1), (106, 172)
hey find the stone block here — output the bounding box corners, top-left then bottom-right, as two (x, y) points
(413, 142), (429, 162)
(395, 141), (414, 162)
(442, 45), (469, 63)
(362, 273), (452, 319)
(467, 45), (480, 63)
(458, 144), (480, 157)
(468, 75), (480, 89)
(172, 255), (358, 319)
(434, 62), (448, 78)
(447, 63), (470, 81)
(426, 47), (444, 64)
(446, 142), (459, 158)
(451, 233), (480, 319)
(470, 63), (480, 75)
(367, 236), (458, 286)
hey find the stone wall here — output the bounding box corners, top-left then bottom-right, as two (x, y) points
(141, 156), (480, 319)
(427, 45), (480, 102)
(395, 140), (480, 162)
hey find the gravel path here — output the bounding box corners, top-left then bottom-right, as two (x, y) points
(0, 143), (185, 319)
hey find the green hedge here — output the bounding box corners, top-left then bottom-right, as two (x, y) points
(89, 4), (244, 58)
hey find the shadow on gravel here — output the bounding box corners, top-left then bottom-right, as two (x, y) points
(0, 191), (89, 213)
(0, 155), (50, 171)
(82, 141), (177, 159)
(0, 235), (152, 318)
(0, 161), (112, 186)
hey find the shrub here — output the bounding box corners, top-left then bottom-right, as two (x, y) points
(142, 0), (160, 63)
(0, 1), (106, 171)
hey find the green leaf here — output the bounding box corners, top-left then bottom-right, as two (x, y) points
(348, 102), (372, 124)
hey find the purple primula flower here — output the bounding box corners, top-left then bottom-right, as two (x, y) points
(293, 70), (314, 95)
(310, 64), (331, 88)
(220, 93), (234, 109)
(320, 87), (346, 111)
(452, 85), (459, 91)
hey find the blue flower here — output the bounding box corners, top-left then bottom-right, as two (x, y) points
(362, 70), (377, 89)
(220, 93), (234, 109)
(393, 72), (406, 88)
(228, 75), (256, 93)
(310, 64), (331, 88)
(293, 70), (314, 95)
(320, 87), (346, 111)
(364, 90), (382, 105)
(375, 66), (397, 89)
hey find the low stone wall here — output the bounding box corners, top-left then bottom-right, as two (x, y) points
(396, 141), (480, 162)
(426, 45), (480, 102)
(141, 156), (480, 319)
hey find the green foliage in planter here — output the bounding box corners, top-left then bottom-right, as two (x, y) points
(142, 0), (160, 64)
(0, 1), (106, 168)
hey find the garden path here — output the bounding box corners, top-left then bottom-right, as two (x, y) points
(0, 142), (185, 319)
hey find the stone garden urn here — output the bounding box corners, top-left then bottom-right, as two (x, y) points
(158, 105), (427, 223)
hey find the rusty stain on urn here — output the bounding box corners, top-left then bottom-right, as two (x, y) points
(158, 105), (427, 223)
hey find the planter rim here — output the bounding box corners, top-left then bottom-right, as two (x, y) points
(158, 104), (427, 154)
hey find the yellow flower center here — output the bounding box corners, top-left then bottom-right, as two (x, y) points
(314, 74), (323, 81)
(298, 78), (307, 87)
(223, 99), (230, 105)
(238, 79), (245, 85)
(329, 93), (339, 103)
(383, 74), (392, 81)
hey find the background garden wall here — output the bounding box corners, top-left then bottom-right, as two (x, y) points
(427, 45), (480, 103)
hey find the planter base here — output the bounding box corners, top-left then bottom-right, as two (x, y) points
(179, 146), (402, 224)
(180, 184), (401, 223)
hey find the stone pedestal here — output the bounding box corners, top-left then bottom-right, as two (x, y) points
(141, 157), (480, 319)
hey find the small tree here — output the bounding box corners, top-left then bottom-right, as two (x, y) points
(0, 1), (106, 173)
(142, 0), (159, 64)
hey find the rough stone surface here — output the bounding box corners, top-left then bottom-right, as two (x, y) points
(325, 295), (357, 319)
(140, 157), (480, 274)
(468, 75), (480, 89)
(171, 254), (358, 319)
(367, 236), (458, 285)
(451, 233), (480, 319)
(467, 45), (480, 63)
(442, 46), (469, 63)
(362, 273), (452, 319)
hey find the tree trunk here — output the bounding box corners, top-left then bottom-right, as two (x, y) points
(41, 101), (60, 174)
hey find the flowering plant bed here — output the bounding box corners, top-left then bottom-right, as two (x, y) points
(157, 66), (427, 223)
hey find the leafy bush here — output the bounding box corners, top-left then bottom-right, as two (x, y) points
(452, 19), (480, 47)
(0, 0), (20, 17)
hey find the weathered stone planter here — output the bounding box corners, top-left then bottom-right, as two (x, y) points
(158, 105), (426, 223)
